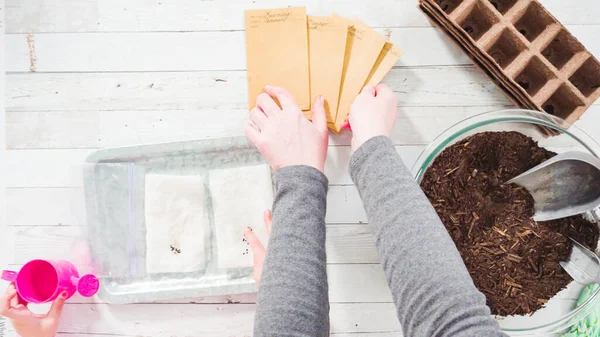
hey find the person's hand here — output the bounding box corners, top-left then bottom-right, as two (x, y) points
(348, 84), (398, 151)
(243, 210), (272, 286)
(0, 283), (67, 337)
(245, 86), (329, 173)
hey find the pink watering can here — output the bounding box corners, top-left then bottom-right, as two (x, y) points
(1, 259), (99, 304)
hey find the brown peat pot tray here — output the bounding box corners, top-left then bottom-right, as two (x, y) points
(419, 0), (600, 124)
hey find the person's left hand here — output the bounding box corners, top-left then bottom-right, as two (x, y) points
(245, 86), (329, 173)
(0, 283), (67, 337)
(244, 210), (272, 286)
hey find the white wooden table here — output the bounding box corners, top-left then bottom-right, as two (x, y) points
(2, 1), (600, 336)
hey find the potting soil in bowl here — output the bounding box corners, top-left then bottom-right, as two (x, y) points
(420, 131), (599, 316)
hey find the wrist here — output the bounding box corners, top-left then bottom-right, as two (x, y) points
(275, 165), (329, 188)
(353, 133), (387, 151)
(280, 162), (324, 174)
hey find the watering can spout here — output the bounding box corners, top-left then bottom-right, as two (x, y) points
(506, 151), (600, 222)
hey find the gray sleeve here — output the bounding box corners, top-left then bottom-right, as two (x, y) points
(350, 136), (506, 337)
(254, 165), (329, 337)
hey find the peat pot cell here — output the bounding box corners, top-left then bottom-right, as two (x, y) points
(434, 0), (464, 14)
(487, 29), (525, 69)
(543, 85), (584, 119)
(542, 29), (585, 70)
(514, 56), (555, 96)
(488, 0), (517, 15)
(458, 1), (500, 41)
(569, 58), (600, 97)
(514, 1), (554, 42)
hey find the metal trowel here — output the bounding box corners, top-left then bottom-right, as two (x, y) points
(560, 238), (600, 284)
(506, 151), (600, 222)
(507, 152), (600, 284)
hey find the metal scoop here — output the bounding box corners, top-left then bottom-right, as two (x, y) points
(561, 238), (600, 284)
(506, 151), (600, 222)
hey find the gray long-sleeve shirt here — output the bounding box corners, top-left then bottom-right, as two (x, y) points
(254, 136), (506, 337)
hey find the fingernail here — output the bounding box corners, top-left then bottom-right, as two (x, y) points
(319, 95), (324, 105)
(61, 291), (68, 299)
(264, 85), (272, 90)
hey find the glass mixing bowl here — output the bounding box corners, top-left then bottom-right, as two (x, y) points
(411, 109), (600, 336)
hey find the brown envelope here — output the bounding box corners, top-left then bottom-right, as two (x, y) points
(366, 42), (404, 87)
(307, 16), (348, 122)
(352, 18), (403, 87)
(245, 7), (311, 110)
(330, 14), (386, 131)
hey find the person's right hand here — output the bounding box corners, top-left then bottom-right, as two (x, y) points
(0, 283), (67, 337)
(348, 84), (398, 151)
(244, 86), (329, 173)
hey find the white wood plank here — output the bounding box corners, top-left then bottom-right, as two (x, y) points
(329, 303), (401, 334)
(4, 187), (364, 226)
(328, 264), (393, 303)
(5, 107), (506, 149)
(327, 186), (366, 224)
(7, 264), (390, 304)
(5, 28), (469, 72)
(5, 67), (512, 112)
(17, 103), (598, 157)
(45, 302), (402, 336)
(5, 186), (366, 225)
(6, 188), (86, 226)
(327, 225), (379, 264)
(14, 102), (599, 151)
(0, 0), (8, 272)
(329, 146), (425, 185)
(6, 71), (247, 112)
(5, 109), (247, 149)
(10, 225), (380, 265)
(58, 303), (258, 336)
(0, 264), (261, 305)
(5, 149), (93, 187)
(4, 0), (428, 33)
(0, 0), (12, 286)
(9, 223), (388, 304)
(7, 26), (600, 72)
(575, 107), (600, 142)
(7, 262), (393, 306)
(6, 110), (102, 149)
(541, 0), (600, 26)
(8, 224), (585, 301)
(5, 146), (425, 187)
(5, 0), (600, 33)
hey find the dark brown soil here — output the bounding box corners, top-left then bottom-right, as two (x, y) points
(420, 131), (599, 316)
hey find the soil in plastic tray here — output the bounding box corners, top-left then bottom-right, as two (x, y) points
(420, 131), (599, 316)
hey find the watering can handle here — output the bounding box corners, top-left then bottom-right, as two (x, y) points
(1, 270), (18, 282)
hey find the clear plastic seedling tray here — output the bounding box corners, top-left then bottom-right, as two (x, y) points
(82, 137), (270, 304)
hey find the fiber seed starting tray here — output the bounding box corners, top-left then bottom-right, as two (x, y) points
(419, 0), (600, 124)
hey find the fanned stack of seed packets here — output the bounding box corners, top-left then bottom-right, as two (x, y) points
(245, 7), (403, 132)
